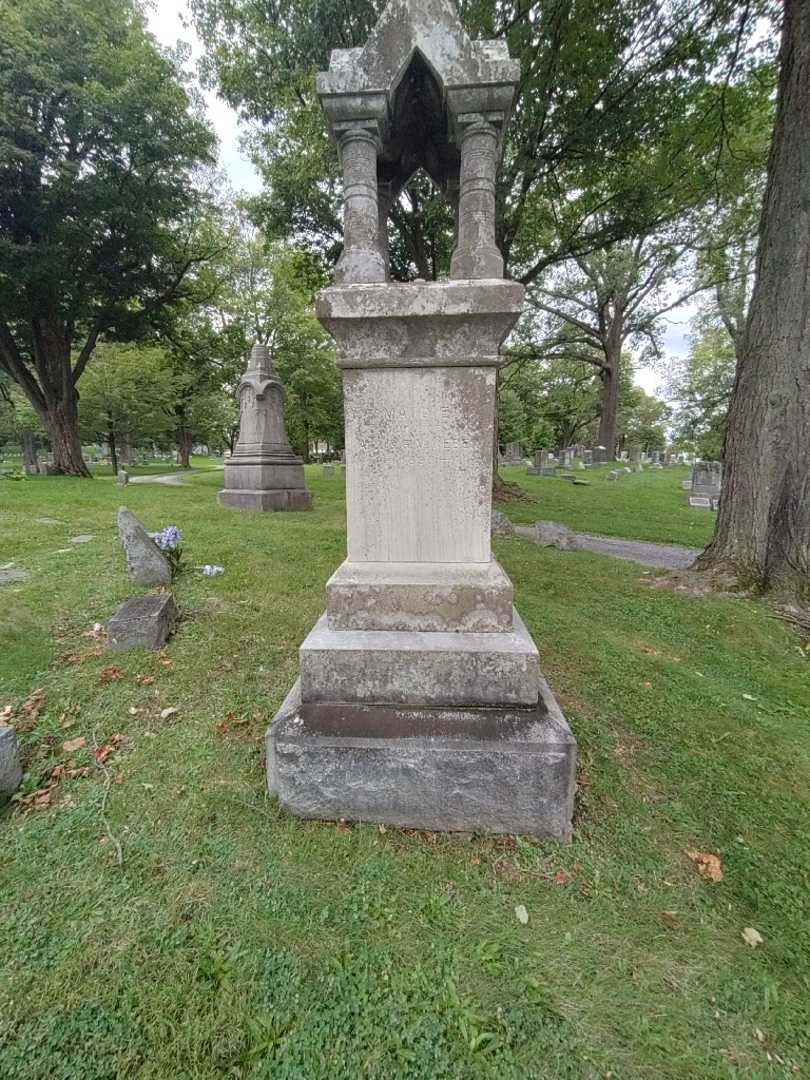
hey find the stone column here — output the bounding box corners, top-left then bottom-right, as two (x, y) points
(450, 118), (503, 279)
(335, 126), (387, 284)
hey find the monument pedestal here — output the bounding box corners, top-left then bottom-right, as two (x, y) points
(219, 344), (312, 513)
(268, 677), (575, 839)
(266, 0), (575, 838)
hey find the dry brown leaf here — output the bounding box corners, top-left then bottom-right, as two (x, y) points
(742, 927), (763, 948)
(0, 704), (13, 722)
(215, 722), (229, 735)
(136, 674), (156, 686)
(553, 870), (571, 886)
(21, 688), (46, 725)
(98, 665), (126, 684)
(62, 736), (87, 754)
(686, 849), (723, 882)
(95, 734), (125, 765)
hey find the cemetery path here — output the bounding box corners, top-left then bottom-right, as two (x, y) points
(515, 525), (701, 570)
(128, 473), (189, 485)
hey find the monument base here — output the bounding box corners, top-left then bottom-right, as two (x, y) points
(266, 677), (576, 839)
(218, 489), (313, 512)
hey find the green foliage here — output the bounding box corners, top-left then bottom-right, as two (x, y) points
(498, 353), (659, 452)
(78, 344), (176, 451)
(668, 323), (737, 460)
(192, 0), (777, 281)
(0, 0), (217, 471)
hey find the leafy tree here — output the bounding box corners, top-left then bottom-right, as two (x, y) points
(0, 374), (46, 472)
(0, 0), (216, 475)
(78, 344), (176, 473)
(668, 321), (737, 460)
(520, 228), (709, 456)
(696, 0), (810, 595)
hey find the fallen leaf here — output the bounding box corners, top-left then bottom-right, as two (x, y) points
(98, 665), (126, 684)
(62, 736), (87, 754)
(642, 681), (654, 689)
(128, 707), (142, 716)
(59, 712), (75, 729)
(0, 704), (13, 722)
(514, 904), (529, 925)
(742, 927), (763, 948)
(660, 911), (681, 929)
(553, 870), (571, 886)
(136, 675), (156, 686)
(754, 1029), (765, 1043)
(159, 657), (172, 667)
(160, 707), (179, 720)
(215, 722), (229, 735)
(742, 693), (756, 701)
(21, 688), (46, 725)
(686, 849), (724, 882)
(95, 734), (125, 765)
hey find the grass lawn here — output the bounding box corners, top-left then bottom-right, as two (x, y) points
(1, 465), (808, 1079)
(497, 464), (716, 548)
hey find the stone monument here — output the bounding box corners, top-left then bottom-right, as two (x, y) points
(219, 344), (312, 512)
(266, 0), (575, 839)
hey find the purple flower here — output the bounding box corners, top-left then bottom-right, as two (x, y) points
(150, 525), (182, 551)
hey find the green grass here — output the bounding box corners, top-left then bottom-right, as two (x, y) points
(1, 465), (808, 1078)
(498, 464), (716, 548)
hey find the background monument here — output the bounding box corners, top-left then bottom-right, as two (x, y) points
(266, 0), (576, 839)
(219, 343), (312, 512)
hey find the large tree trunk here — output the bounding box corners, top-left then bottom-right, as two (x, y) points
(178, 427), (193, 469)
(21, 428), (39, 475)
(107, 419), (118, 476)
(596, 355), (620, 459)
(45, 393), (91, 477)
(696, 0), (810, 594)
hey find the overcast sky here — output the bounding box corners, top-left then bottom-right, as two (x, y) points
(144, 0), (692, 396)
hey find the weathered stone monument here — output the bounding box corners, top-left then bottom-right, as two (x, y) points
(219, 344), (312, 512)
(527, 450), (555, 476)
(689, 461), (722, 510)
(266, 0), (575, 839)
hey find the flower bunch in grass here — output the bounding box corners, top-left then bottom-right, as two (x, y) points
(150, 525), (183, 578)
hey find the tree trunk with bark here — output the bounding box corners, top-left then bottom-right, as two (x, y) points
(21, 427), (39, 474)
(696, 0), (810, 595)
(596, 349), (620, 459)
(44, 391), (91, 477)
(178, 427), (193, 469)
(107, 418), (118, 476)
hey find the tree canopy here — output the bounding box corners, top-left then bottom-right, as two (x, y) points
(0, 0), (218, 474)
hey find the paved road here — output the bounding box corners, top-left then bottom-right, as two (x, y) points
(515, 525), (700, 570)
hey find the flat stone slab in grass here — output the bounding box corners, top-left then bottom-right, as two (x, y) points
(0, 566), (31, 585)
(117, 507), (172, 586)
(0, 724), (23, 797)
(534, 521), (577, 550)
(70, 534), (94, 544)
(108, 594), (178, 652)
(491, 509), (516, 536)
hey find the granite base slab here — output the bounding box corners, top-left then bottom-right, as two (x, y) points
(300, 608), (539, 707)
(266, 676), (576, 840)
(218, 489), (313, 512)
